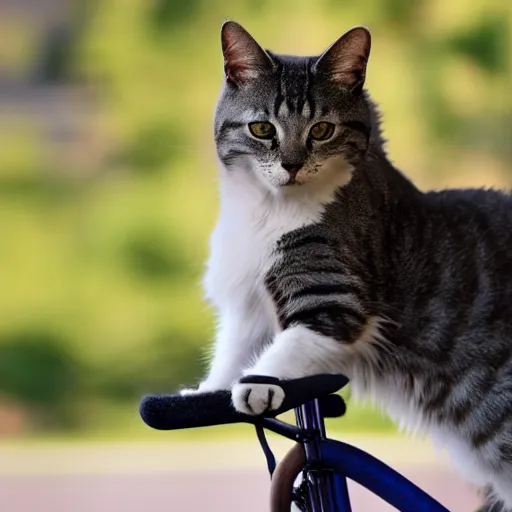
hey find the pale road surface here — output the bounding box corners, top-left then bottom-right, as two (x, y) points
(1, 436), (481, 511)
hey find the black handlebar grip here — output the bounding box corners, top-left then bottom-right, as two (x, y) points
(318, 393), (346, 418)
(140, 374), (349, 431)
(140, 390), (252, 430)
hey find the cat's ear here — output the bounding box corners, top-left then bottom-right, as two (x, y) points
(221, 21), (274, 86)
(314, 26), (371, 93)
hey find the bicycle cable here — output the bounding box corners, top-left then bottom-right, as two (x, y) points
(255, 423), (277, 477)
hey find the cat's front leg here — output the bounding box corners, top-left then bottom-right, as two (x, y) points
(231, 325), (348, 414)
(232, 239), (370, 414)
(182, 300), (273, 395)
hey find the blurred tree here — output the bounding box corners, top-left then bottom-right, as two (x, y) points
(121, 228), (189, 281)
(149, 0), (203, 35)
(117, 122), (183, 174)
(378, 0), (425, 33)
(447, 14), (509, 74)
(0, 329), (80, 428)
(95, 330), (204, 399)
(33, 25), (75, 84)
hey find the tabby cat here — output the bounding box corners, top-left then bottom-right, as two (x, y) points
(184, 21), (512, 511)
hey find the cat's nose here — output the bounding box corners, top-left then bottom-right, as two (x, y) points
(281, 162), (304, 178)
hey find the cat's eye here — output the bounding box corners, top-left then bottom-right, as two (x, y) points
(249, 122), (276, 139)
(309, 122), (335, 141)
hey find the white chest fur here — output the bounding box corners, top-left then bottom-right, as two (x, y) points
(203, 168), (329, 311)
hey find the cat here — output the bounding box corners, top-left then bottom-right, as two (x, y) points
(184, 20), (512, 511)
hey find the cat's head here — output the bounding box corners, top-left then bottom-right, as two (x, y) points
(214, 21), (373, 193)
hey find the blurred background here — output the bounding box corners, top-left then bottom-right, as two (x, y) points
(0, 0), (509, 510)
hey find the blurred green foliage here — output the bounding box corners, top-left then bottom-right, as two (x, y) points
(0, 0), (510, 436)
(0, 330), (76, 410)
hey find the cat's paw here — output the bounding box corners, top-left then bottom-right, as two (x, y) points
(180, 387), (201, 396)
(231, 381), (285, 415)
(180, 380), (230, 396)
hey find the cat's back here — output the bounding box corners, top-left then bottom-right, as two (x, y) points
(419, 186), (512, 266)
(388, 185), (512, 345)
(425, 187), (512, 234)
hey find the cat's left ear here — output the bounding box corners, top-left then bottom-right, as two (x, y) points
(314, 26), (371, 93)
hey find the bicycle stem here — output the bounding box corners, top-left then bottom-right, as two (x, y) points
(296, 400), (340, 512)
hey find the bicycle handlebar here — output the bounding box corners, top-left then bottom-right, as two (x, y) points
(139, 374), (349, 431)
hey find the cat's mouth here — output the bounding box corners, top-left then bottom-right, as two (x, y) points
(283, 179), (304, 187)
(283, 175), (306, 187)
(282, 171), (314, 187)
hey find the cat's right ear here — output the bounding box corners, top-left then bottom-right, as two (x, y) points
(221, 21), (274, 86)
(314, 26), (371, 93)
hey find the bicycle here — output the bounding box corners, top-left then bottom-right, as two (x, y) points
(140, 374), (451, 511)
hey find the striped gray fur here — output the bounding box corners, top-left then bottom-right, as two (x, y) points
(213, 22), (512, 510)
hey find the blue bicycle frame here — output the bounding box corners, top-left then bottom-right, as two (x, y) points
(294, 400), (449, 512)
